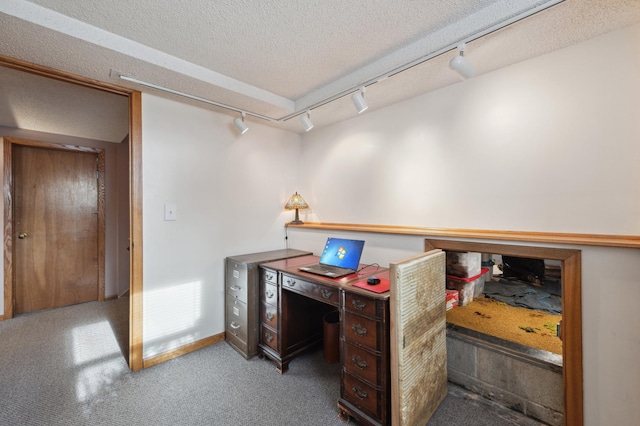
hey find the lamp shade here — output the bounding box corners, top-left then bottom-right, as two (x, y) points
(285, 192), (309, 225)
(285, 192), (309, 210)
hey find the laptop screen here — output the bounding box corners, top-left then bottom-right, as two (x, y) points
(319, 237), (365, 270)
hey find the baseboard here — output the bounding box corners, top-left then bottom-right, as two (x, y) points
(104, 289), (129, 301)
(142, 332), (226, 369)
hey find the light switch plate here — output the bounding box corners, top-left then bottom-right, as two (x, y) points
(164, 203), (177, 221)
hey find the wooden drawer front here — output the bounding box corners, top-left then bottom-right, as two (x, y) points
(343, 311), (379, 351)
(344, 342), (380, 386)
(262, 282), (278, 306)
(344, 293), (381, 319)
(342, 371), (380, 418)
(262, 268), (277, 284)
(226, 297), (247, 342)
(261, 302), (278, 329)
(261, 324), (279, 352)
(281, 274), (339, 307)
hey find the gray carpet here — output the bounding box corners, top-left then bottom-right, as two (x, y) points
(0, 299), (544, 425)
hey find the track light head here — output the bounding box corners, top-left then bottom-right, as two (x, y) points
(300, 111), (314, 132)
(233, 112), (249, 134)
(449, 43), (475, 80)
(351, 86), (368, 114)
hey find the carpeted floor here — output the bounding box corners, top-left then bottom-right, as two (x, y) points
(0, 298), (545, 426)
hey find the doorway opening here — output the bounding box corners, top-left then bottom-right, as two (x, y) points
(425, 238), (582, 426)
(0, 55), (143, 371)
(446, 253), (563, 355)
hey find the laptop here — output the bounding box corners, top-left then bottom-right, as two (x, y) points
(299, 237), (365, 278)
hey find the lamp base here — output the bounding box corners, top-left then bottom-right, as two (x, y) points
(289, 209), (304, 225)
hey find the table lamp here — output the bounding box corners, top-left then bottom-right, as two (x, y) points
(284, 192), (309, 225)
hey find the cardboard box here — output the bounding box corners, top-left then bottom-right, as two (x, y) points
(446, 251), (482, 278)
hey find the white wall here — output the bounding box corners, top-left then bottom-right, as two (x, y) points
(284, 24), (640, 425)
(140, 94), (301, 358)
(298, 25), (640, 235)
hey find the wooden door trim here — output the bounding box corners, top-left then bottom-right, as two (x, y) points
(3, 138), (106, 315)
(424, 239), (582, 426)
(0, 54), (143, 371)
(128, 91), (143, 371)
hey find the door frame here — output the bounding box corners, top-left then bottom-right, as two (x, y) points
(425, 239), (582, 426)
(4, 138), (106, 311)
(0, 54), (144, 371)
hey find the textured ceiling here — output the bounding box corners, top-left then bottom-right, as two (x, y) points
(1, 0), (640, 140)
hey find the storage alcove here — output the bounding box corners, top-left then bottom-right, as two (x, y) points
(425, 239), (581, 426)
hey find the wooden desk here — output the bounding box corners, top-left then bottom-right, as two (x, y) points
(258, 255), (391, 426)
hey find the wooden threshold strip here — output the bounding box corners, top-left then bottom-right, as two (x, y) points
(287, 222), (640, 249)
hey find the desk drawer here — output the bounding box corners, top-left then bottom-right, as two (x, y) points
(343, 311), (379, 351)
(342, 370), (380, 419)
(344, 293), (383, 320)
(261, 324), (279, 352)
(262, 267), (278, 285)
(261, 302), (278, 329)
(344, 342), (380, 386)
(261, 282), (278, 306)
(281, 274), (339, 307)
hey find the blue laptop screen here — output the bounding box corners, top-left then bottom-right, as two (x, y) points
(319, 238), (365, 270)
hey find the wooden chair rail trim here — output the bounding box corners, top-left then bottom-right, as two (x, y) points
(287, 222), (640, 249)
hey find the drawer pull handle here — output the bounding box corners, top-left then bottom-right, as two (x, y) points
(230, 285), (241, 291)
(352, 386), (368, 400)
(352, 355), (368, 370)
(266, 273), (274, 281)
(352, 324), (368, 337)
(352, 300), (366, 311)
(285, 279), (296, 287)
(321, 289), (333, 299)
(265, 290), (274, 299)
(266, 312), (274, 321)
(230, 322), (241, 330)
(264, 333), (274, 343)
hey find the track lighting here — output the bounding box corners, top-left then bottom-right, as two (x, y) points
(449, 43), (475, 80)
(300, 111), (314, 132)
(233, 112), (249, 134)
(351, 86), (368, 114)
(117, 0), (561, 132)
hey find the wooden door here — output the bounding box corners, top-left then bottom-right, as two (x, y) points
(390, 249), (447, 426)
(13, 145), (99, 314)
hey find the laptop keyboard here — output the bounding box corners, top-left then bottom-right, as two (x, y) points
(301, 264), (355, 277)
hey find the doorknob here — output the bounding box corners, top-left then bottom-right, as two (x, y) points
(18, 232), (28, 239)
